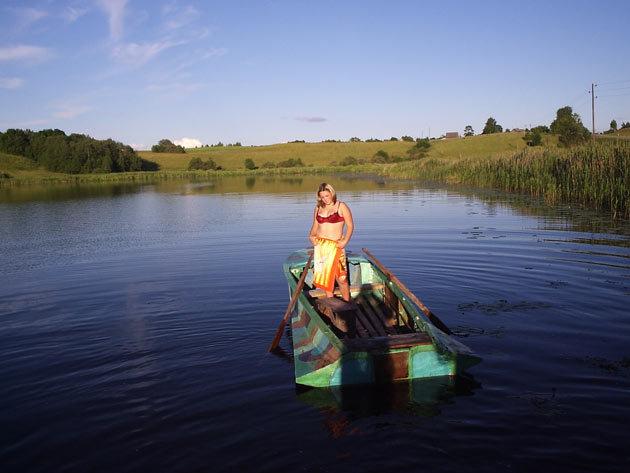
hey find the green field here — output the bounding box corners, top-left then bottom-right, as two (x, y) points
(139, 133), (532, 171)
(598, 127), (630, 141)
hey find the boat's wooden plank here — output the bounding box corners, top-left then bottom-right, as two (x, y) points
(397, 299), (412, 330)
(315, 297), (357, 313)
(314, 298), (358, 338)
(362, 248), (453, 335)
(364, 294), (397, 335)
(360, 295), (396, 336)
(383, 282), (398, 313)
(308, 283), (384, 299)
(355, 296), (387, 337)
(353, 304), (380, 338)
(354, 315), (370, 338)
(344, 332), (432, 351)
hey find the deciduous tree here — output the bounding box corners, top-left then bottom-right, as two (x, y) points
(482, 117), (503, 134)
(550, 106), (590, 146)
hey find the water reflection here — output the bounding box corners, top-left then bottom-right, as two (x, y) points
(175, 175), (409, 196)
(0, 182), (145, 204)
(2, 176), (628, 242)
(296, 375), (480, 438)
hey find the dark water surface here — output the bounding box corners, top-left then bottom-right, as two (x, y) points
(1, 176), (629, 473)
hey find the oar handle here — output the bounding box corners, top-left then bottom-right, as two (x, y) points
(268, 253), (314, 352)
(362, 248), (452, 335)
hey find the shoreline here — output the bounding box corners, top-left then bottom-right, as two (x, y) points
(1, 141), (628, 219)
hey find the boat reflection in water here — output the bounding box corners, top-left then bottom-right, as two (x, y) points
(296, 374), (480, 438)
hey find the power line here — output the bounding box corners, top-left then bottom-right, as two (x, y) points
(566, 90), (590, 105)
(597, 78), (630, 86)
(573, 95), (591, 108)
(598, 85), (630, 92)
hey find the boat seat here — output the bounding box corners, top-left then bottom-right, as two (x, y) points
(344, 332), (432, 351)
(308, 283), (384, 299)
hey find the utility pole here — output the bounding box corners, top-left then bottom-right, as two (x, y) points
(591, 82), (597, 138)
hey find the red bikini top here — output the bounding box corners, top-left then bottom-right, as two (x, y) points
(316, 204), (345, 224)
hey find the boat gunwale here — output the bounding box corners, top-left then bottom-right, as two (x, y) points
(283, 255), (346, 353)
(283, 250), (449, 355)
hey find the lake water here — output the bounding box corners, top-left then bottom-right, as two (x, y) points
(1, 176), (629, 473)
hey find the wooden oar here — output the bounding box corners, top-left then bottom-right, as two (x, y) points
(268, 253), (314, 352)
(362, 248), (453, 335)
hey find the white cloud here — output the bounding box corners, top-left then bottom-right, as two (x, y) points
(11, 7), (48, 28)
(163, 3), (200, 30)
(52, 104), (92, 119)
(195, 27), (211, 40)
(129, 143), (147, 150)
(61, 6), (89, 23)
(98, 0), (128, 40)
(111, 40), (182, 65)
(174, 137), (202, 148)
(201, 47), (227, 59)
(0, 77), (23, 89)
(168, 47), (227, 76)
(0, 45), (51, 62)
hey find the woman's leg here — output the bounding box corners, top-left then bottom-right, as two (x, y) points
(337, 249), (350, 301)
(336, 274), (350, 301)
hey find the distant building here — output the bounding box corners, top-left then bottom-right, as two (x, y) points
(444, 132), (460, 139)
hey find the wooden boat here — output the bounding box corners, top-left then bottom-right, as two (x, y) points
(283, 248), (481, 387)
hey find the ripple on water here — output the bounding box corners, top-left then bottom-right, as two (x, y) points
(1, 178), (629, 473)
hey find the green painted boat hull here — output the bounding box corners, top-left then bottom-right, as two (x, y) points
(284, 250), (481, 388)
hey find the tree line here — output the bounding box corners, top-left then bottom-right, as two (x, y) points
(468, 106), (599, 147)
(0, 128), (150, 173)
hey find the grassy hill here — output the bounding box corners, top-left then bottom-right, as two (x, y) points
(0, 152), (65, 180)
(606, 127), (630, 138)
(140, 132), (534, 171)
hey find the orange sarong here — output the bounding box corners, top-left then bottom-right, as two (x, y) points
(313, 238), (347, 293)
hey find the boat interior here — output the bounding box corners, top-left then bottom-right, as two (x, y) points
(297, 258), (432, 349)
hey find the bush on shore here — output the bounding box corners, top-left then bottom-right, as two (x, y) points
(188, 157), (221, 170)
(0, 128), (142, 174)
(277, 158), (304, 168)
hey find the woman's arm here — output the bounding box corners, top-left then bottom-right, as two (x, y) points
(308, 207), (319, 245)
(337, 203), (354, 249)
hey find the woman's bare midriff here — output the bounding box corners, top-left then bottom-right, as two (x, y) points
(316, 221), (344, 241)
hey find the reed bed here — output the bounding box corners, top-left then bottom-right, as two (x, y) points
(0, 165), (376, 188)
(389, 142), (630, 219)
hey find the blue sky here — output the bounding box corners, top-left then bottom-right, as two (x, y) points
(1, 0), (629, 148)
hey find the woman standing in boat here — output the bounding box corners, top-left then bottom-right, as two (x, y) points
(309, 183), (354, 302)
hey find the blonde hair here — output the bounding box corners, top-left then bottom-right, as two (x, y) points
(316, 182), (337, 208)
